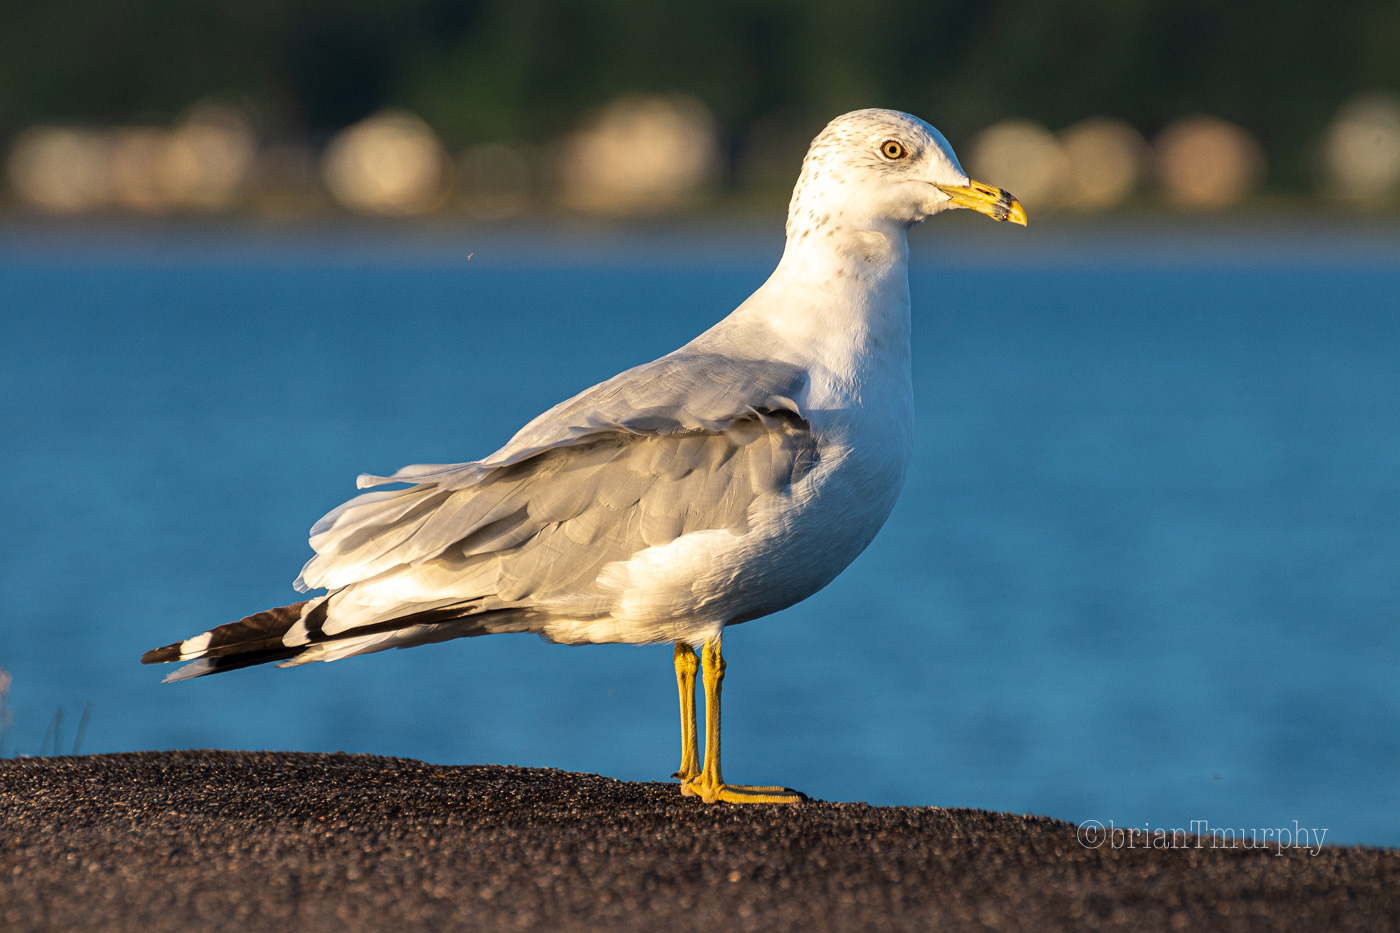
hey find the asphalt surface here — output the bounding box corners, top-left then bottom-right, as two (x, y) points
(1, 750), (1395, 932)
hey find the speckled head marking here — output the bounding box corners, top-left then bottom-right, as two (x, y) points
(786, 108), (1025, 239)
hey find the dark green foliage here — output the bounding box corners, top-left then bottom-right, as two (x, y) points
(0, 0), (1396, 188)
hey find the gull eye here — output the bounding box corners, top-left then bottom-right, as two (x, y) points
(880, 139), (908, 160)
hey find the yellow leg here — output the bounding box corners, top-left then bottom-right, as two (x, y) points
(680, 636), (805, 804)
(673, 642), (700, 788)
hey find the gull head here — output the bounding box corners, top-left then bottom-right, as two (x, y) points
(787, 108), (1026, 238)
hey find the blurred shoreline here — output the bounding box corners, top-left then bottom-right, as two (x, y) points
(4, 210), (1400, 269)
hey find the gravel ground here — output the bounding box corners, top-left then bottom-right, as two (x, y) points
(1, 750), (1395, 932)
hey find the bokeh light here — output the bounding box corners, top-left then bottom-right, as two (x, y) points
(555, 95), (719, 215)
(107, 127), (175, 213)
(7, 127), (111, 213)
(321, 111), (448, 216)
(1059, 117), (1147, 211)
(1322, 94), (1400, 203)
(5, 103), (255, 215)
(967, 119), (1070, 211)
(161, 103), (257, 211)
(1154, 116), (1265, 209)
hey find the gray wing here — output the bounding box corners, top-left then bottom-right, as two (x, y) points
(295, 354), (815, 603)
(343, 352), (810, 490)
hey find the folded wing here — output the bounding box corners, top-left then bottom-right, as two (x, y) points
(266, 352), (820, 652)
(297, 353), (812, 594)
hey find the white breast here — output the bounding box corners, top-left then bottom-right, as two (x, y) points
(542, 228), (917, 647)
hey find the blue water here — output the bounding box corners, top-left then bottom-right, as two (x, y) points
(2, 223), (1398, 847)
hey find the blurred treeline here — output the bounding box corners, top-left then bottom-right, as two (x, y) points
(3, 0), (1399, 196)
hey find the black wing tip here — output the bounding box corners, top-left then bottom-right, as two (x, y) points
(141, 600), (315, 669)
(142, 642), (183, 665)
(170, 647), (306, 680)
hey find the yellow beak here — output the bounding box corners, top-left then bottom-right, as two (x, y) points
(935, 179), (1028, 225)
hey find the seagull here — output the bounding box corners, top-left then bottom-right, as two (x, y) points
(143, 109), (1025, 804)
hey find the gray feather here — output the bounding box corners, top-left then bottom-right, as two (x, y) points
(296, 353), (817, 633)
